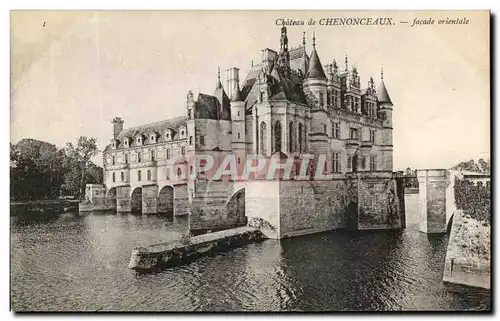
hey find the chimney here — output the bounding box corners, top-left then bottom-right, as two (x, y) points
(226, 67), (239, 99)
(111, 117), (124, 139)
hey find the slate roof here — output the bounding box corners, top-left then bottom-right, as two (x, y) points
(377, 80), (393, 105)
(104, 116), (187, 151)
(306, 47), (327, 80)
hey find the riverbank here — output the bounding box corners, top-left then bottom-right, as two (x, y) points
(443, 210), (490, 289)
(10, 199), (80, 216)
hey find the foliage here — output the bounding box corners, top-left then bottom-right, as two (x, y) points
(454, 177), (491, 224)
(10, 137), (102, 201)
(451, 158), (490, 174)
(402, 167), (418, 188)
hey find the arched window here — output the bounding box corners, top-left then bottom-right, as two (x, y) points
(274, 121), (282, 153)
(324, 124), (327, 135)
(147, 170), (151, 181)
(137, 152), (141, 163)
(298, 123), (303, 152)
(121, 172), (124, 182)
(138, 170), (141, 181)
(260, 122), (267, 155)
(304, 125), (308, 151)
(151, 151), (155, 161)
(124, 154), (128, 164)
(177, 168), (182, 178)
(288, 121), (294, 153)
(112, 172), (115, 182)
(189, 136), (193, 145)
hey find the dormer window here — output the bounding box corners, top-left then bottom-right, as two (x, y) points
(123, 138), (129, 148)
(136, 135), (143, 146)
(149, 132), (158, 144)
(111, 141), (116, 149)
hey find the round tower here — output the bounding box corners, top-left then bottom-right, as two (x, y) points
(377, 68), (394, 171)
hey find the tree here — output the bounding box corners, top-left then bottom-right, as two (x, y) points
(10, 139), (64, 200)
(61, 137), (99, 200)
(478, 158), (490, 174)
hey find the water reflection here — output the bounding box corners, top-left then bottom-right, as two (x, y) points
(10, 212), (490, 311)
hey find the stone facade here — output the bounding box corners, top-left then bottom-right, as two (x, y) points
(96, 26), (403, 238)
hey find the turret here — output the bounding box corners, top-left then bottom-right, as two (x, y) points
(229, 68), (246, 168)
(377, 67), (394, 171)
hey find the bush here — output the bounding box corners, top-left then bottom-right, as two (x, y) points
(454, 177), (491, 223)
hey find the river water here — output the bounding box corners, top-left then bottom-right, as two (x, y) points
(10, 211), (490, 312)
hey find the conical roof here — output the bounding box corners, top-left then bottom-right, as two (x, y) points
(306, 47), (327, 80)
(377, 80), (393, 105)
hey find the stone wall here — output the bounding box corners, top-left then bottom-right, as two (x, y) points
(404, 187), (419, 227)
(356, 172), (403, 230)
(116, 186), (131, 212)
(278, 180), (348, 238)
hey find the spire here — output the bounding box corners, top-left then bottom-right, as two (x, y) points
(377, 67), (393, 105)
(215, 67), (222, 89)
(345, 53), (348, 71)
(381, 67), (384, 80)
(302, 31), (306, 46)
(305, 32), (327, 81)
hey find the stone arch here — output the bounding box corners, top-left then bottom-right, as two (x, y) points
(274, 120), (282, 153)
(131, 187), (142, 213)
(226, 188), (247, 226)
(158, 185), (174, 214)
(106, 187), (117, 210)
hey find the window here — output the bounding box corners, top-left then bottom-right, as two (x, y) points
(332, 122), (340, 139)
(260, 92), (265, 102)
(260, 121), (267, 155)
(370, 130), (376, 144)
(347, 156), (352, 171)
(138, 170), (141, 181)
(237, 132), (240, 139)
(360, 157), (366, 170)
(181, 146), (185, 155)
(124, 154), (128, 164)
(333, 90), (338, 107)
(112, 141), (116, 149)
(137, 152), (142, 163)
(181, 130), (185, 136)
(189, 136), (193, 145)
(200, 135), (205, 146)
(323, 124), (327, 135)
(121, 172), (124, 182)
(151, 151), (155, 161)
(112, 172), (115, 182)
(137, 137), (141, 145)
(177, 168), (182, 178)
(190, 165), (193, 175)
(151, 135), (155, 143)
(274, 121), (282, 153)
(332, 152), (341, 173)
(112, 155), (115, 165)
(147, 170), (151, 181)
(124, 140), (129, 147)
(237, 110), (240, 117)
(298, 123), (303, 152)
(237, 157), (241, 164)
(370, 156), (377, 171)
(288, 122), (294, 153)
(165, 132), (170, 139)
(166, 149), (171, 159)
(350, 128), (358, 140)
(319, 92), (325, 108)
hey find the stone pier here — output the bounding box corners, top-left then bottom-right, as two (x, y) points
(417, 169), (448, 233)
(142, 185), (158, 214)
(116, 185), (131, 213)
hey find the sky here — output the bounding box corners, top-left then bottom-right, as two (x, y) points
(10, 10), (490, 170)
